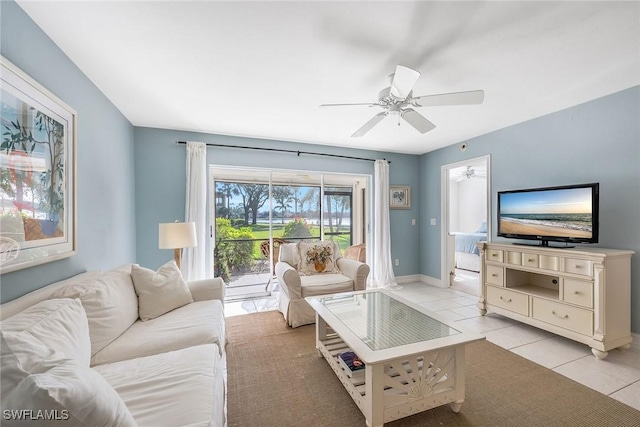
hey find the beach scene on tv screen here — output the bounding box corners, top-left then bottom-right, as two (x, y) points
(499, 188), (593, 238)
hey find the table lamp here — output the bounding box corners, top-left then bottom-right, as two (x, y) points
(159, 221), (197, 269)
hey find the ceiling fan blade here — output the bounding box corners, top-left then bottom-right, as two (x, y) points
(401, 109), (436, 134)
(390, 65), (420, 100)
(320, 102), (379, 107)
(351, 112), (388, 138)
(412, 90), (485, 107)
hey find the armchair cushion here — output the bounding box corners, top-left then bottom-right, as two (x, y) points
(297, 241), (340, 275)
(301, 274), (354, 297)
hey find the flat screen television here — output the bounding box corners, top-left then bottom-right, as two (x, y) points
(497, 183), (599, 247)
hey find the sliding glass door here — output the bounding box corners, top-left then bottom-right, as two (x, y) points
(211, 167), (367, 300)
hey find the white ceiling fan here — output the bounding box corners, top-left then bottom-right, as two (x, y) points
(321, 65), (484, 137)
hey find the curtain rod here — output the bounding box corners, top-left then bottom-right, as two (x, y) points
(176, 141), (390, 164)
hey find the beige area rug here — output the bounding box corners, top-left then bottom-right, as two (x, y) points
(226, 311), (640, 427)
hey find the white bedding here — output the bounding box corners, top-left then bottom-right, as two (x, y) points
(455, 251), (480, 272)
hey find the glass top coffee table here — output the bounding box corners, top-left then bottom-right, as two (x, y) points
(306, 289), (484, 427)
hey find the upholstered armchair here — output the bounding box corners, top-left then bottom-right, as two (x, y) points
(275, 241), (370, 328)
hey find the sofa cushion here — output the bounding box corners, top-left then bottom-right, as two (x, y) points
(1, 298), (91, 366)
(1, 331), (136, 426)
(131, 261), (194, 321)
(0, 271), (101, 321)
(91, 300), (225, 366)
(297, 241), (341, 275)
(94, 344), (223, 427)
(301, 274), (354, 297)
(1, 331), (59, 404)
(51, 269), (139, 357)
(5, 358), (137, 426)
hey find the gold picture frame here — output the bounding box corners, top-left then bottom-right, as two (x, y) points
(389, 185), (411, 209)
(0, 56), (77, 273)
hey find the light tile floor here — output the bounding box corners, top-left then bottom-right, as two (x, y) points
(225, 282), (640, 411)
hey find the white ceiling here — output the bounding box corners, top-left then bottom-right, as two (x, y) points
(16, 1), (640, 155)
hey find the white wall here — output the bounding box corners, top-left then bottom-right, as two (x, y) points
(450, 177), (486, 233)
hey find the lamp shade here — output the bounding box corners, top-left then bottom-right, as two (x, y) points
(159, 222), (197, 249)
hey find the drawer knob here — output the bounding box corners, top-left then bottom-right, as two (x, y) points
(492, 274), (498, 277)
(527, 258), (534, 262)
(574, 265), (581, 269)
(499, 296), (512, 302)
(552, 310), (569, 319)
(574, 291), (581, 295)
(491, 254), (497, 257)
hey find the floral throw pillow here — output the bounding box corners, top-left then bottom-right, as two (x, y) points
(298, 241), (340, 275)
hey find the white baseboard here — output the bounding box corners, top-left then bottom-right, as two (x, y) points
(630, 332), (640, 351)
(395, 274), (446, 288)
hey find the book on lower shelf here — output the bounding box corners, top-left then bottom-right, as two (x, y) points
(337, 351), (365, 377)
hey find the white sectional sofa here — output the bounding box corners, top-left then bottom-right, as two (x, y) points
(0, 262), (227, 427)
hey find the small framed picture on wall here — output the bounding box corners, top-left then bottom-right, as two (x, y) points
(389, 186), (411, 209)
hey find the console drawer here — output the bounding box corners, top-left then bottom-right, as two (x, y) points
(506, 251), (522, 265)
(564, 258), (593, 277)
(486, 249), (504, 263)
(531, 298), (593, 336)
(487, 286), (528, 315)
(539, 255), (560, 271)
(486, 265), (504, 286)
(522, 253), (539, 268)
(563, 279), (593, 308)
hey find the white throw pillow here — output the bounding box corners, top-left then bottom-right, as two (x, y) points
(1, 331), (60, 405)
(278, 242), (299, 266)
(131, 261), (194, 321)
(297, 241), (340, 275)
(1, 298), (91, 367)
(3, 358), (137, 426)
(51, 270), (139, 357)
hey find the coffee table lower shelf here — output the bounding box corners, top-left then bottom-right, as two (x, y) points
(316, 328), (466, 427)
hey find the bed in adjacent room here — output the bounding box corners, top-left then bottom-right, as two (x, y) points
(452, 223), (487, 272)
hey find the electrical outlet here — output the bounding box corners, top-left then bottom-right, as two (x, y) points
(394, 259), (399, 266)
(430, 218), (437, 225)
(411, 218), (416, 226)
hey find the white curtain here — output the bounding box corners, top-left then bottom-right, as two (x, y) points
(182, 141), (207, 281)
(371, 159), (397, 288)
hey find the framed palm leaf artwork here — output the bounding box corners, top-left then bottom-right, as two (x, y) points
(0, 56), (77, 273)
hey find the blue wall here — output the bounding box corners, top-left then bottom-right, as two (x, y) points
(0, 1), (137, 302)
(2, 0), (638, 334)
(419, 86), (640, 332)
(133, 127), (421, 276)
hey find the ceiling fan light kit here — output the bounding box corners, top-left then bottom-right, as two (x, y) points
(321, 65), (485, 138)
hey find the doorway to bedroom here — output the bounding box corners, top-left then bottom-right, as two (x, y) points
(442, 155), (490, 297)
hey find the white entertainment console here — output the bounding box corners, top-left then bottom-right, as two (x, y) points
(477, 242), (634, 359)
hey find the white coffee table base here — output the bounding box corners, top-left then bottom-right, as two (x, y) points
(316, 316), (467, 427)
